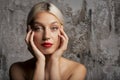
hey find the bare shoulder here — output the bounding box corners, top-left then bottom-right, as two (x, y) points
(9, 62), (23, 74)
(74, 63), (87, 76)
(70, 61), (87, 80)
(9, 58), (36, 80)
(9, 62), (25, 80)
(62, 58), (87, 80)
(74, 61), (86, 74)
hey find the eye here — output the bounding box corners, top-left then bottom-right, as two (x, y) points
(50, 26), (59, 31)
(33, 25), (44, 32)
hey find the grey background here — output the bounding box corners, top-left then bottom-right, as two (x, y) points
(0, 0), (120, 80)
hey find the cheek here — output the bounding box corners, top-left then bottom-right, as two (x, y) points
(51, 31), (60, 43)
(33, 32), (42, 43)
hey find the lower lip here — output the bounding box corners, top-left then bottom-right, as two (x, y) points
(42, 44), (52, 48)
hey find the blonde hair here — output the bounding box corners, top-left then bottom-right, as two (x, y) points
(27, 1), (64, 29)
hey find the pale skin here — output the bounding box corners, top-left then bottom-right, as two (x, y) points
(9, 11), (87, 80)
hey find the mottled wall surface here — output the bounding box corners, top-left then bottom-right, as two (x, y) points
(0, 0), (120, 80)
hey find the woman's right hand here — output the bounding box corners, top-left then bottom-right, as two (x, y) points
(25, 26), (45, 61)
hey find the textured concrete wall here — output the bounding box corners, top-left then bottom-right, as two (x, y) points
(0, 0), (120, 80)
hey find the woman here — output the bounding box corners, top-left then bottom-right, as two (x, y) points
(9, 2), (86, 80)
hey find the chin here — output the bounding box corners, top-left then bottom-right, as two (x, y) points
(41, 49), (55, 55)
(38, 46), (59, 55)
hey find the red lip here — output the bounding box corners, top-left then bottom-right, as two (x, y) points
(41, 42), (53, 48)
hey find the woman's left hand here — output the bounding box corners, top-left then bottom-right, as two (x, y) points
(51, 28), (69, 60)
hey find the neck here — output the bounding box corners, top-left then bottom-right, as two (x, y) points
(45, 55), (51, 63)
(44, 54), (53, 69)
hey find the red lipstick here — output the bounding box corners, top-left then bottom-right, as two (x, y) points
(41, 42), (53, 48)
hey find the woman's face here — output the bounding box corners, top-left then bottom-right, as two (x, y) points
(31, 11), (61, 55)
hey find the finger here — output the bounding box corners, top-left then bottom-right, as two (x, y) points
(60, 29), (69, 40)
(27, 25), (31, 33)
(30, 32), (40, 53)
(59, 29), (69, 44)
(30, 31), (44, 58)
(59, 30), (69, 46)
(58, 34), (67, 48)
(25, 30), (32, 44)
(54, 34), (67, 56)
(25, 25), (32, 43)
(30, 31), (36, 50)
(59, 34), (65, 43)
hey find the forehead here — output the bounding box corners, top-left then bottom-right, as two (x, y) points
(34, 11), (60, 25)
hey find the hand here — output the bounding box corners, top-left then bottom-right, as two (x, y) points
(51, 28), (69, 59)
(25, 26), (45, 61)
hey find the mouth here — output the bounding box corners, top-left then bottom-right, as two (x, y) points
(41, 42), (53, 48)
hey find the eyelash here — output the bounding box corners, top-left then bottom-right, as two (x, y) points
(51, 26), (59, 31)
(33, 26), (43, 31)
(32, 25), (59, 32)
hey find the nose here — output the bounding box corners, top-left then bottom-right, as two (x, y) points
(42, 28), (50, 41)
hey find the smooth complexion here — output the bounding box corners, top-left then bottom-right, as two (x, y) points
(33, 11), (61, 55)
(26, 11), (69, 80)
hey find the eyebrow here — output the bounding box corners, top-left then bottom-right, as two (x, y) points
(33, 22), (43, 26)
(33, 21), (59, 26)
(51, 21), (59, 24)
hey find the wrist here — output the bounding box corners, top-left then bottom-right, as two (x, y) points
(36, 58), (45, 65)
(51, 51), (63, 60)
(50, 57), (60, 63)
